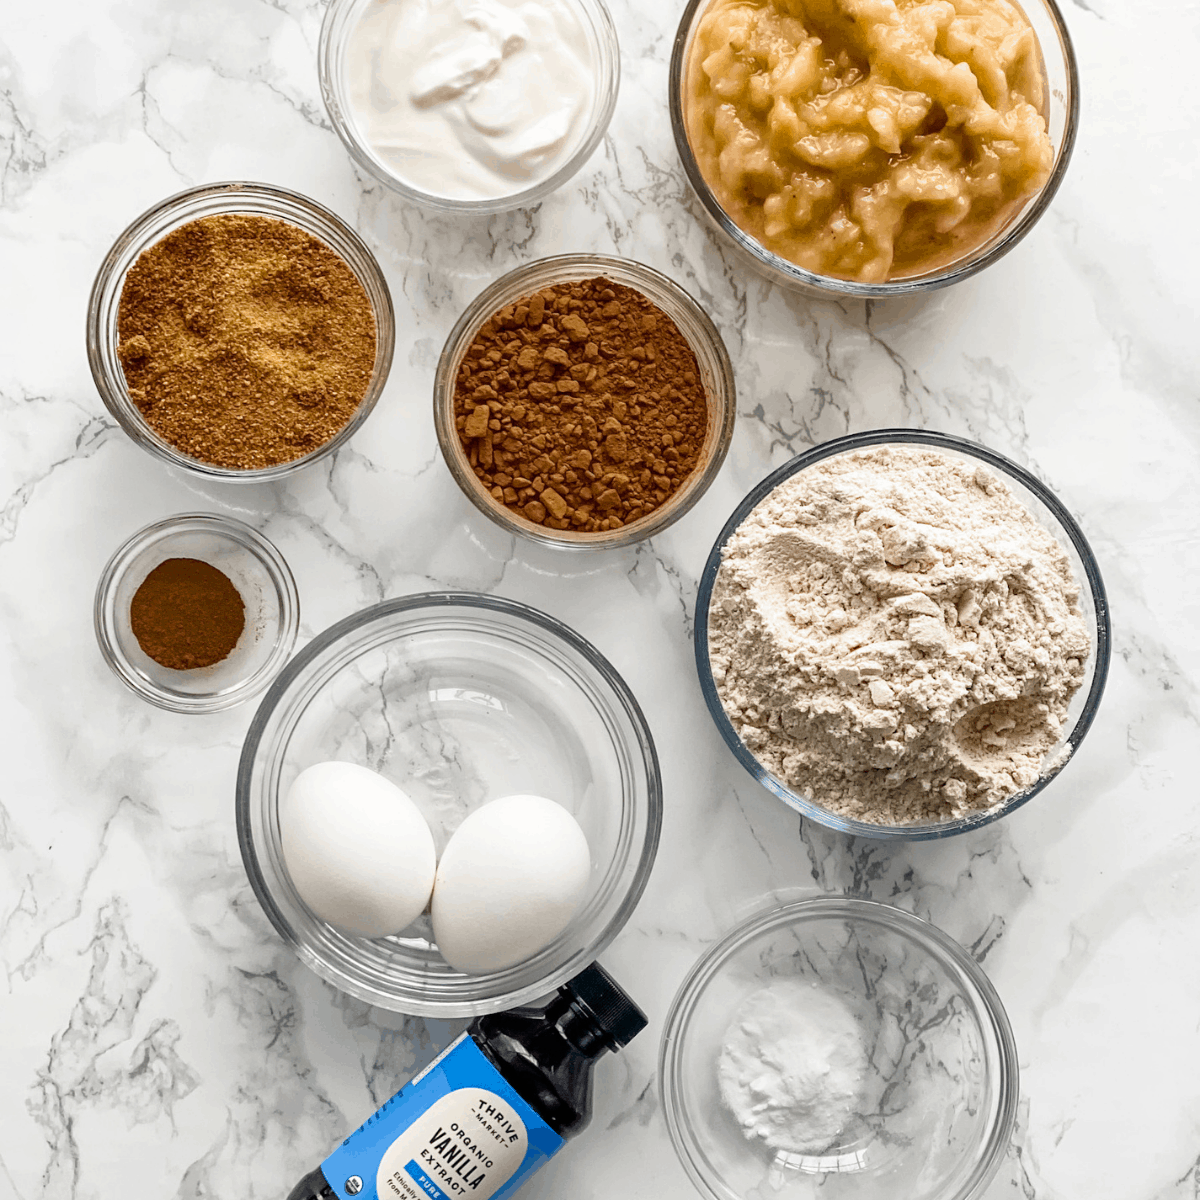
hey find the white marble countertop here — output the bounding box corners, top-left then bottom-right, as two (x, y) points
(2, 1), (1198, 1197)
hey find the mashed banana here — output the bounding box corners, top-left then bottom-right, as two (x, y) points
(684, 0), (1053, 282)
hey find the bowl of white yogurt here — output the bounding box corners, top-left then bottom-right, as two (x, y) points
(660, 899), (1019, 1200)
(319, 0), (620, 212)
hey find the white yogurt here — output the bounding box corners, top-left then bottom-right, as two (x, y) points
(344, 0), (597, 201)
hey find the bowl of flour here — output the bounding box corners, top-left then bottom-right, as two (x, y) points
(660, 898), (1019, 1200)
(696, 429), (1110, 839)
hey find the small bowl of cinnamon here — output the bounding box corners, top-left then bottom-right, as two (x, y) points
(433, 254), (736, 550)
(87, 182), (395, 482)
(94, 513), (300, 713)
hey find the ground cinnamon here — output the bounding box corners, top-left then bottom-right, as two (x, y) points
(452, 278), (709, 533)
(130, 558), (246, 670)
(117, 213), (376, 470)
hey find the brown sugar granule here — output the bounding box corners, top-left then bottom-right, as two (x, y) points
(452, 278), (710, 533)
(130, 557), (246, 670)
(117, 214), (376, 470)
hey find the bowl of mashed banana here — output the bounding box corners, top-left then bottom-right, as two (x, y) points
(669, 0), (1079, 295)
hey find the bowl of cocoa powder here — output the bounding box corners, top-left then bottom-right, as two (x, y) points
(696, 430), (1111, 840)
(434, 255), (736, 548)
(87, 182), (395, 482)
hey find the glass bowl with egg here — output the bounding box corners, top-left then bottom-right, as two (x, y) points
(94, 513), (300, 714)
(236, 592), (662, 1016)
(433, 254), (737, 549)
(668, 0), (1079, 297)
(660, 898), (1020, 1200)
(318, 0), (621, 213)
(87, 181), (395, 483)
(694, 429), (1110, 840)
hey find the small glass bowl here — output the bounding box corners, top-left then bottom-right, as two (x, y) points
(94, 514), (300, 714)
(433, 255), (737, 550)
(661, 899), (1019, 1200)
(695, 429), (1111, 840)
(86, 181), (396, 483)
(319, 0), (620, 214)
(236, 593), (662, 1017)
(668, 0), (1079, 298)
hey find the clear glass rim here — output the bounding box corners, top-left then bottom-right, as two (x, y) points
(85, 180), (396, 483)
(667, 0), (1081, 297)
(235, 591), (664, 1016)
(93, 512), (301, 714)
(694, 428), (1112, 840)
(432, 253), (737, 550)
(659, 897), (1020, 1200)
(318, 0), (622, 214)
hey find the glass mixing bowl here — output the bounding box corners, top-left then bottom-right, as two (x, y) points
(433, 254), (736, 550)
(236, 593), (662, 1016)
(87, 181), (395, 483)
(668, 0), (1079, 298)
(661, 898), (1019, 1200)
(695, 429), (1111, 840)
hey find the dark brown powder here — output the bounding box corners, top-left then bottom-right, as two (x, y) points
(130, 558), (246, 670)
(117, 213), (376, 470)
(452, 278), (710, 533)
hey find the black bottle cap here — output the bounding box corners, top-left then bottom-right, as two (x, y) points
(564, 963), (648, 1049)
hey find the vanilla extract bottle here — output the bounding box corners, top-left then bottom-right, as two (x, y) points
(286, 963), (647, 1200)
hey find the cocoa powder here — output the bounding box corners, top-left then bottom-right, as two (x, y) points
(452, 278), (709, 533)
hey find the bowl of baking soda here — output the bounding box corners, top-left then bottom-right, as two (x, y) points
(697, 429), (1111, 839)
(661, 898), (1019, 1200)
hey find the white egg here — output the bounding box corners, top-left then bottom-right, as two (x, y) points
(431, 794), (591, 974)
(281, 761), (436, 939)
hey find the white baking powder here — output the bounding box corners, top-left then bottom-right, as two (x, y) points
(718, 979), (868, 1154)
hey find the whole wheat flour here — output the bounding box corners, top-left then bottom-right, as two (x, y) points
(708, 446), (1091, 825)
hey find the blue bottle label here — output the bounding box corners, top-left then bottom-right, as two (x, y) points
(321, 1033), (565, 1200)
